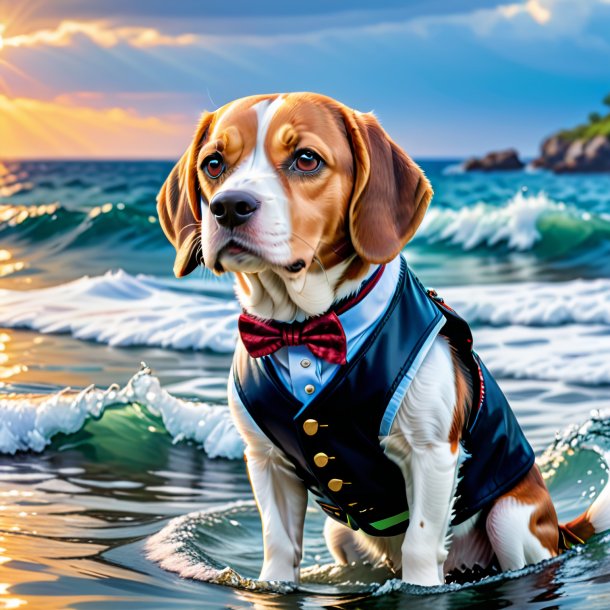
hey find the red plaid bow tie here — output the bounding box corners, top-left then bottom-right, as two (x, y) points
(238, 311), (347, 365)
(237, 264), (386, 365)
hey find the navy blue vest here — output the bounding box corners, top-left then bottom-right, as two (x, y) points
(233, 258), (535, 537)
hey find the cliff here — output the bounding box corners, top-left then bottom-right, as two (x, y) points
(532, 98), (610, 173)
(532, 133), (610, 173)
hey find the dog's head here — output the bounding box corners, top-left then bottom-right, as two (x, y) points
(157, 93), (432, 315)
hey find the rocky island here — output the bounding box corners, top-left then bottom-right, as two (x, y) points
(532, 105), (610, 173)
(463, 148), (525, 172)
(465, 93), (610, 174)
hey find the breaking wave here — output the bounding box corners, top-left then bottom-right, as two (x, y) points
(418, 191), (610, 254)
(2, 192), (610, 275)
(1, 269), (610, 385)
(0, 270), (239, 352)
(0, 366), (243, 458)
(0, 201), (167, 252)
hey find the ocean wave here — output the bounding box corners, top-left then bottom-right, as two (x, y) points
(145, 501), (390, 594)
(145, 501), (571, 595)
(2, 270), (610, 342)
(1, 270), (610, 385)
(0, 160), (169, 208)
(0, 201), (166, 252)
(441, 278), (610, 326)
(441, 162), (465, 175)
(418, 191), (610, 253)
(0, 366), (243, 458)
(473, 324), (610, 386)
(3, 192), (610, 263)
(0, 270), (239, 352)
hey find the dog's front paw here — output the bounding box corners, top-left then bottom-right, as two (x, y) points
(401, 571), (443, 588)
(401, 551), (444, 587)
(259, 560), (299, 584)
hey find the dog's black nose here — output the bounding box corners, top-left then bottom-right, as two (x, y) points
(209, 190), (259, 229)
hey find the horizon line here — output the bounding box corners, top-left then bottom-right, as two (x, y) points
(0, 155), (538, 163)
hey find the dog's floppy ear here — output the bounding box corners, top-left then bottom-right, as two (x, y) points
(341, 110), (433, 263)
(157, 112), (214, 277)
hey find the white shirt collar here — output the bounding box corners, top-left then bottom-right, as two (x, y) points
(267, 256), (403, 404)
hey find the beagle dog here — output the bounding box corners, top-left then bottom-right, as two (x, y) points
(157, 92), (605, 587)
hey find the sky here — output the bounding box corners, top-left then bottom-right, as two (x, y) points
(0, 0), (609, 159)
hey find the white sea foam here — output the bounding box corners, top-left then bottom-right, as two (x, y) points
(0, 270), (240, 352)
(441, 278), (610, 327)
(0, 366), (243, 457)
(1, 270), (610, 353)
(418, 191), (584, 251)
(474, 324), (610, 386)
(1, 270), (609, 386)
(441, 162), (465, 175)
(145, 501), (297, 593)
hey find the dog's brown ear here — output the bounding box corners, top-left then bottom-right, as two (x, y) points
(342, 110), (433, 263)
(157, 112), (214, 277)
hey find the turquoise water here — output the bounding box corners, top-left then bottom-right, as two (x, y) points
(0, 160), (610, 608)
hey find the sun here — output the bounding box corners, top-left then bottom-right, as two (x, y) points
(0, 24), (4, 50)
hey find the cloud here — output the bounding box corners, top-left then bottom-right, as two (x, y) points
(499, 0), (552, 25)
(3, 20), (198, 49)
(0, 94), (196, 158)
(0, 2), (503, 37)
(3, 2), (607, 57)
(411, 0), (610, 40)
(1, 1), (609, 158)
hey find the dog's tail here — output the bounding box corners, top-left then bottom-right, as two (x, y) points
(559, 453), (610, 548)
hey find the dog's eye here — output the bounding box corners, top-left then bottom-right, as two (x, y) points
(293, 150), (322, 174)
(202, 153), (225, 179)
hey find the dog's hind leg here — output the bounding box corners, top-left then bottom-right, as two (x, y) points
(324, 518), (365, 564)
(324, 518), (403, 567)
(485, 466), (559, 571)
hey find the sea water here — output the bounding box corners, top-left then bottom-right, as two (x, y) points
(0, 159), (609, 608)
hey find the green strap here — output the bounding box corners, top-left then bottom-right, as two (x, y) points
(369, 510), (410, 531)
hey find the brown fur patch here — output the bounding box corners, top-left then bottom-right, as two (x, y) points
(263, 94), (356, 275)
(448, 346), (472, 454)
(339, 257), (370, 284)
(495, 466), (559, 555)
(234, 272), (252, 299)
(562, 511), (596, 543)
(156, 95), (278, 278)
(196, 96), (275, 205)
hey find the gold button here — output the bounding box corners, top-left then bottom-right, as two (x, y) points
(328, 478), (343, 492)
(314, 452), (329, 467)
(303, 419), (319, 435)
(304, 384), (315, 395)
(300, 358), (311, 368)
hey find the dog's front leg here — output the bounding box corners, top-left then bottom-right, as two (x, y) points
(246, 447), (308, 582)
(229, 381), (307, 583)
(401, 442), (458, 586)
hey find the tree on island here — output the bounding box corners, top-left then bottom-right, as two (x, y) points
(556, 93), (610, 141)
